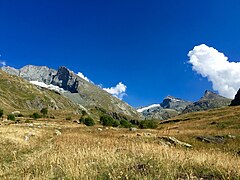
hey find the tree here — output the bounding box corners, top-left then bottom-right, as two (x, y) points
(40, 108), (48, 117)
(0, 109), (3, 119)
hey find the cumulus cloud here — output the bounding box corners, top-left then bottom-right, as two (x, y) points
(103, 82), (127, 100)
(77, 72), (90, 82)
(188, 44), (240, 99)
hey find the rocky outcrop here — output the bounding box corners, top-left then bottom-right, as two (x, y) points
(138, 96), (192, 120)
(51, 66), (79, 93)
(183, 90), (231, 113)
(230, 88), (240, 106)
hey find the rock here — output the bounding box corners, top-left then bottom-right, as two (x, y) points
(11, 111), (21, 115)
(24, 135), (29, 141)
(159, 136), (192, 148)
(97, 128), (103, 131)
(28, 123), (34, 128)
(144, 133), (152, 136)
(137, 133), (142, 136)
(55, 129), (62, 136)
(227, 134), (236, 139)
(73, 120), (80, 124)
(196, 136), (225, 144)
(230, 88), (240, 106)
(130, 127), (138, 131)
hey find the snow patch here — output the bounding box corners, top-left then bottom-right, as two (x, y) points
(137, 104), (161, 113)
(30, 81), (66, 93)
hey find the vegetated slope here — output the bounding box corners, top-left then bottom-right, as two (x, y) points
(0, 69), (81, 113)
(2, 65), (140, 120)
(182, 90), (231, 113)
(161, 105), (240, 133)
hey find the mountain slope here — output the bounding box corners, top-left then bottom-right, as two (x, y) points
(182, 90), (231, 113)
(2, 65), (140, 119)
(137, 96), (192, 120)
(0, 69), (81, 113)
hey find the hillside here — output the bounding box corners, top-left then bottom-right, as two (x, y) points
(2, 65), (140, 120)
(0, 69), (81, 115)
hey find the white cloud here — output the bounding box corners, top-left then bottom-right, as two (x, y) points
(188, 44), (240, 99)
(103, 82), (127, 100)
(77, 72), (90, 82)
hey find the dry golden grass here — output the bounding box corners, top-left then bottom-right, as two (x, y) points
(0, 118), (239, 179)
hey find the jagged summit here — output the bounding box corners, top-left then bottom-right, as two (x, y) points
(201, 90), (223, 100)
(137, 95), (192, 120)
(183, 90), (231, 113)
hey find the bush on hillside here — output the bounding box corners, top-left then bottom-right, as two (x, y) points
(120, 119), (132, 128)
(83, 117), (95, 126)
(0, 109), (3, 118)
(139, 120), (158, 129)
(40, 108), (48, 117)
(112, 119), (120, 127)
(7, 114), (15, 121)
(100, 115), (119, 127)
(66, 117), (72, 120)
(31, 112), (42, 119)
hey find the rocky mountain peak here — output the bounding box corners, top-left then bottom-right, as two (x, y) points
(202, 90), (219, 99)
(230, 88), (240, 106)
(51, 66), (79, 93)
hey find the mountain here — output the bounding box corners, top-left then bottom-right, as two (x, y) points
(1, 65), (140, 120)
(137, 96), (192, 120)
(182, 90), (231, 113)
(0, 69), (81, 113)
(230, 88), (240, 106)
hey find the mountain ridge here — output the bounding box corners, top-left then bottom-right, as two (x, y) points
(1, 65), (141, 120)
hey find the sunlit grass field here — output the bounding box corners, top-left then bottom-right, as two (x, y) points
(0, 106), (240, 179)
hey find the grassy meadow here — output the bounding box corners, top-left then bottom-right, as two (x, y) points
(0, 106), (240, 179)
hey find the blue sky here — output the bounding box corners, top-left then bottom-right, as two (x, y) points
(1, 0), (240, 107)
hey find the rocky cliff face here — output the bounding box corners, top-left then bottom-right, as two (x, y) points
(2, 65), (56, 84)
(182, 90), (231, 113)
(230, 88), (240, 106)
(1, 65), (140, 119)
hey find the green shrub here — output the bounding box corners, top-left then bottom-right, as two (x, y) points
(112, 120), (120, 127)
(84, 117), (95, 126)
(130, 119), (139, 125)
(120, 119), (132, 128)
(0, 109), (3, 118)
(100, 115), (115, 126)
(81, 110), (87, 116)
(139, 120), (158, 129)
(79, 117), (85, 124)
(16, 113), (24, 117)
(31, 112), (42, 119)
(66, 117), (72, 121)
(7, 114), (15, 121)
(40, 108), (48, 117)
(25, 119), (32, 123)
